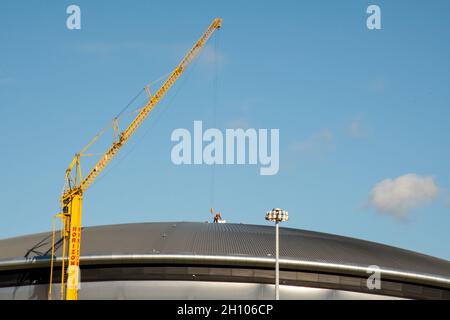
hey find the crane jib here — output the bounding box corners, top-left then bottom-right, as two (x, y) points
(49, 18), (222, 301)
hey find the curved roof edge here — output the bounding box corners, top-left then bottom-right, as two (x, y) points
(1, 254), (449, 289)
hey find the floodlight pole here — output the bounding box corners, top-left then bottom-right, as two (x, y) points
(266, 208), (288, 301)
(275, 220), (280, 300)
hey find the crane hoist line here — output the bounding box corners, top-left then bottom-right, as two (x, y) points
(48, 18), (223, 300)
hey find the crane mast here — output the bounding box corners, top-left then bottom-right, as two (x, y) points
(49, 18), (222, 300)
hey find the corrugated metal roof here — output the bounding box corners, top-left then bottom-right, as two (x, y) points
(0, 222), (449, 279)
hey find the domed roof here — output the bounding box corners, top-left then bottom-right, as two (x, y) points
(0, 222), (449, 289)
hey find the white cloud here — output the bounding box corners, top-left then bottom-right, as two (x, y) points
(445, 197), (450, 209)
(226, 119), (250, 129)
(347, 119), (367, 139)
(0, 76), (15, 87)
(369, 174), (439, 218)
(369, 79), (386, 93)
(290, 129), (335, 155)
(199, 44), (227, 69)
(76, 41), (145, 56)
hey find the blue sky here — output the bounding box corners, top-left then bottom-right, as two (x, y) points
(1, 0), (449, 260)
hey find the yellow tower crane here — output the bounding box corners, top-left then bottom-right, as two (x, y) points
(48, 18), (222, 300)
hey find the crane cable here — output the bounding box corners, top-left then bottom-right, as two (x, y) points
(78, 72), (172, 158)
(72, 36), (220, 190)
(90, 48), (206, 188)
(210, 30), (220, 214)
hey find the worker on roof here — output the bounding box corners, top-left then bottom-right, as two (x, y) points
(213, 212), (222, 223)
(210, 207), (223, 223)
